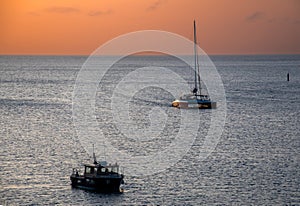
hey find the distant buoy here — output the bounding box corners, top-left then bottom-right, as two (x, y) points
(287, 73), (290, 81)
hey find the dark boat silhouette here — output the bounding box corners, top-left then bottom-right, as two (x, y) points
(70, 146), (124, 193)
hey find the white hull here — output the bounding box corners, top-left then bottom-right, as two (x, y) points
(172, 99), (216, 109)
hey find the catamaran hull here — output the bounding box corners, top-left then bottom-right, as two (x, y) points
(172, 100), (216, 109)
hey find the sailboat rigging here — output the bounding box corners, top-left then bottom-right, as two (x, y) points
(172, 20), (216, 109)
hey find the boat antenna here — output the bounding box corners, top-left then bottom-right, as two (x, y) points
(92, 144), (97, 164)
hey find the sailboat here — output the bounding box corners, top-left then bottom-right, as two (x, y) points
(172, 21), (216, 109)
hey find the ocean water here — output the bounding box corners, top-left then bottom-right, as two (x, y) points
(0, 55), (299, 205)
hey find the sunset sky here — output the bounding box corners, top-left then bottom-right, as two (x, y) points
(1, 0), (300, 55)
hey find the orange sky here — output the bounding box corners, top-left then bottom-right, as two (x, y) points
(1, 0), (300, 55)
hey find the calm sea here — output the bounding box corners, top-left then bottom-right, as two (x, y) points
(0, 55), (299, 205)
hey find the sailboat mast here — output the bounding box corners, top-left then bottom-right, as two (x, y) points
(193, 20), (202, 95)
(193, 20), (198, 93)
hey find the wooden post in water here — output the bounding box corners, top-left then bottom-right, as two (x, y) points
(287, 73), (290, 81)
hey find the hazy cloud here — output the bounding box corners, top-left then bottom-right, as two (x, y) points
(147, 0), (167, 11)
(28, 11), (40, 16)
(45, 6), (80, 14)
(294, 20), (300, 24)
(268, 17), (300, 25)
(245, 11), (265, 22)
(88, 10), (112, 16)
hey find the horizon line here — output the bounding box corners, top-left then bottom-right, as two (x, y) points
(1, 53), (300, 57)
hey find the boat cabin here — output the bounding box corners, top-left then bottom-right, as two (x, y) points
(179, 93), (210, 101)
(83, 162), (121, 177)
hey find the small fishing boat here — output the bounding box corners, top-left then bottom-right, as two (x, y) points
(172, 20), (216, 109)
(70, 147), (124, 193)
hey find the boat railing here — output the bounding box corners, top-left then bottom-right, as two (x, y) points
(72, 162), (123, 178)
(104, 165), (121, 175)
(195, 94), (210, 100)
(72, 168), (82, 176)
